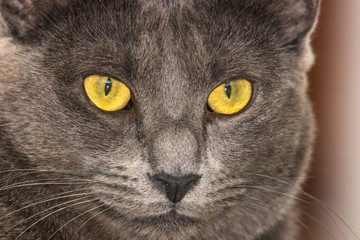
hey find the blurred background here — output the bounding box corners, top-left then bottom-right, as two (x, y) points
(303, 0), (360, 239)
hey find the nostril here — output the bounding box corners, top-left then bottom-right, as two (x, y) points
(183, 175), (200, 187)
(151, 173), (200, 203)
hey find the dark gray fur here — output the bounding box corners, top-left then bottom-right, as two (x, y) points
(0, 0), (318, 239)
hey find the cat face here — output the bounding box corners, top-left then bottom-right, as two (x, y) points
(0, 0), (318, 239)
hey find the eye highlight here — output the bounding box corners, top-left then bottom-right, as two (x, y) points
(207, 79), (252, 115)
(84, 75), (131, 111)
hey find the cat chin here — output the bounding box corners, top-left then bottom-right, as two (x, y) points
(93, 204), (280, 240)
(93, 207), (206, 239)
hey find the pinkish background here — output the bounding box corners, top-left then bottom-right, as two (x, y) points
(304, 0), (360, 239)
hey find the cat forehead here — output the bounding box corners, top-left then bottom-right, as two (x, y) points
(1, 0), (318, 40)
(1, 0), (317, 89)
(43, 0), (316, 50)
(40, 1), (281, 59)
(22, 0), (314, 94)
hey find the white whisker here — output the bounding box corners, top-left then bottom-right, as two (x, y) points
(47, 203), (106, 240)
(0, 192), (95, 220)
(0, 181), (97, 192)
(70, 207), (111, 240)
(5, 196), (97, 234)
(252, 173), (359, 239)
(14, 198), (99, 240)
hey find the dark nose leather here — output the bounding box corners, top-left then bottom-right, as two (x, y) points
(152, 173), (200, 203)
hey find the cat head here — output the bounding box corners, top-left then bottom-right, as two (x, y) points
(0, 0), (318, 239)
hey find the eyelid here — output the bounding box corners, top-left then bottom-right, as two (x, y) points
(82, 72), (134, 92)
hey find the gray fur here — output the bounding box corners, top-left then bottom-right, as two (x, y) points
(0, 0), (318, 239)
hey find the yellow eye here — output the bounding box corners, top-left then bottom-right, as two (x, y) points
(208, 79), (252, 115)
(84, 75), (131, 111)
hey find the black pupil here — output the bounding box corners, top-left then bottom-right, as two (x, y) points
(105, 78), (112, 96)
(225, 81), (231, 99)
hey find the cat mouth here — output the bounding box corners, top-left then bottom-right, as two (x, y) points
(100, 200), (202, 226)
(105, 208), (204, 237)
(161, 209), (182, 220)
(126, 209), (202, 226)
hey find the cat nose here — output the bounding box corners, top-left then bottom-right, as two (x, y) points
(151, 173), (200, 204)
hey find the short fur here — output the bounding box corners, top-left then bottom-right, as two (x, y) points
(0, 0), (318, 239)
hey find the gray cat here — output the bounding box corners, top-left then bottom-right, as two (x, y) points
(0, 0), (319, 239)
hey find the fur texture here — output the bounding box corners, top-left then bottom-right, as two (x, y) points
(0, 0), (318, 239)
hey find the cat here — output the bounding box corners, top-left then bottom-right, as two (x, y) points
(0, 0), (320, 239)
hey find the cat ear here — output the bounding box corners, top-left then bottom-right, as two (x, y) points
(276, 0), (319, 45)
(0, 0), (68, 38)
